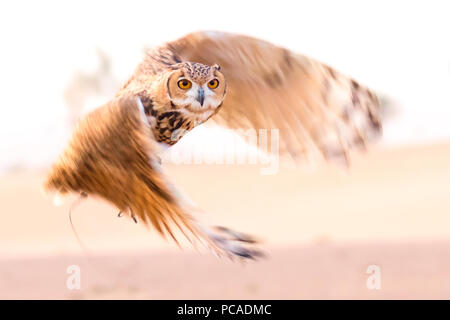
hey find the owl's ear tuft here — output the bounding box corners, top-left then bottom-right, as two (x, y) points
(213, 64), (221, 71)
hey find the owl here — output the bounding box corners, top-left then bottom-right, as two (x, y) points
(44, 31), (381, 260)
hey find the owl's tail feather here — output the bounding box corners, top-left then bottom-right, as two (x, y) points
(43, 95), (261, 260)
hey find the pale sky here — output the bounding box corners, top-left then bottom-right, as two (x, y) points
(0, 0), (448, 170)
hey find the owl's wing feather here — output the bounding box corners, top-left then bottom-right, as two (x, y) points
(167, 31), (382, 164)
(44, 97), (196, 241)
(44, 96), (260, 258)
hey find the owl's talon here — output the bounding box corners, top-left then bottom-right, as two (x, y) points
(118, 211), (137, 223)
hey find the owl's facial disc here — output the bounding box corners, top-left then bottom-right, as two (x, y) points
(167, 63), (226, 114)
(173, 81), (219, 111)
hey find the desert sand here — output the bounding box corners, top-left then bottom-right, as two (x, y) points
(1, 142), (450, 299)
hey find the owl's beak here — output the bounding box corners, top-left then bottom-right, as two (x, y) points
(196, 88), (205, 106)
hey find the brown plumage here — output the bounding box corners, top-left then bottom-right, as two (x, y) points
(165, 31), (381, 163)
(45, 31), (382, 260)
(45, 97), (191, 240)
(44, 96), (260, 259)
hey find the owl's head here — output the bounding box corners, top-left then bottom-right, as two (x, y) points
(166, 62), (226, 114)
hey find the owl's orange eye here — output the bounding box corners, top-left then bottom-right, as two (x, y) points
(207, 79), (219, 89)
(177, 79), (192, 90)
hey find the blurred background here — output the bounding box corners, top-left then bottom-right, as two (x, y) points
(0, 0), (449, 299)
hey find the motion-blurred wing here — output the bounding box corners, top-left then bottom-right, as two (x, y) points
(44, 96), (203, 245)
(167, 31), (382, 164)
(45, 96), (261, 259)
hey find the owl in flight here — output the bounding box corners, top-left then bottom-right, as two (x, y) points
(45, 31), (381, 260)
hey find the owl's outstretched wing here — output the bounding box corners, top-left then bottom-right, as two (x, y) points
(44, 96), (260, 259)
(167, 31), (382, 164)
